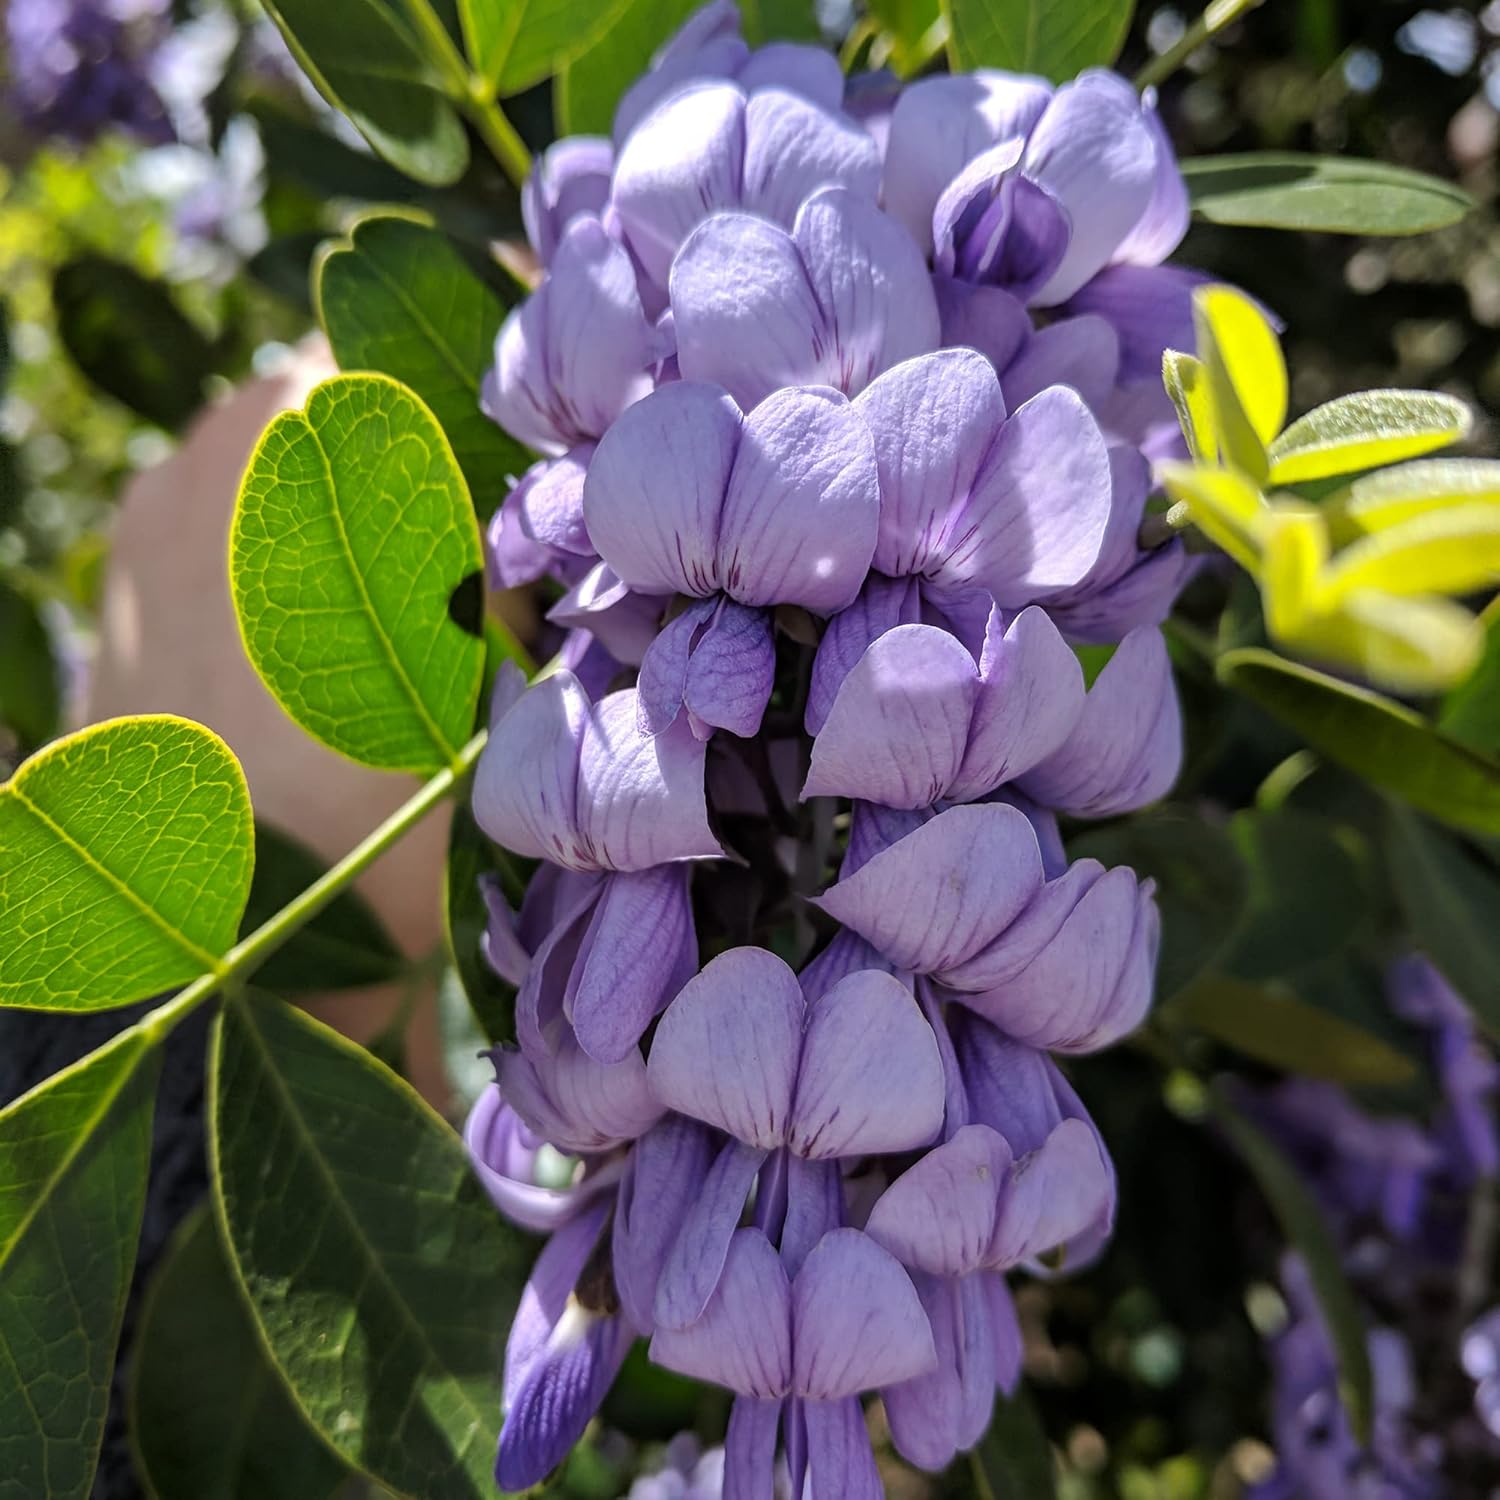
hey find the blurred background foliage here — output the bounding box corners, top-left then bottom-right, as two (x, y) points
(3, 2), (1500, 1498)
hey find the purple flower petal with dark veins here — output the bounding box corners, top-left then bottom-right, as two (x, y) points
(671, 187), (940, 409)
(497, 1201), (636, 1490)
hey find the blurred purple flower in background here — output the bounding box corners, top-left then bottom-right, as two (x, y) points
(4, 0), (174, 146)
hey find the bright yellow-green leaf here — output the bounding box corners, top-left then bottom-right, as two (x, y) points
(1162, 349), (1217, 463)
(1261, 506), (1328, 640)
(1279, 591), (1483, 697)
(1335, 457), (1500, 533)
(1192, 284), (1284, 480)
(1158, 462), (1267, 572)
(1267, 390), (1472, 485)
(0, 716), (253, 1011)
(1320, 502), (1500, 600)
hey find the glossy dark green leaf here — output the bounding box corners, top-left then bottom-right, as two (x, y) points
(1387, 807), (1500, 1038)
(0, 1029), (160, 1500)
(129, 1207), (349, 1500)
(316, 214), (526, 513)
(209, 993), (529, 1499)
(1220, 809), (1368, 979)
(1440, 610), (1500, 756)
(1212, 1087), (1373, 1440)
(1218, 649), (1500, 836)
(261, 0), (468, 185)
(970, 1388), (1056, 1499)
(250, 102), (426, 204)
(0, 716), (253, 1012)
(231, 374), (486, 774)
(460, 0), (635, 94)
(0, 578), (60, 750)
(557, 0), (703, 134)
(52, 257), (217, 432)
(238, 822), (405, 993)
(944, 0), (1134, 79)
(1182, 153), (1473, 236)
(1069, 812), (1246, 1000)
(444, 800), (516, 1046)
(1168, 974), (1415, 1086)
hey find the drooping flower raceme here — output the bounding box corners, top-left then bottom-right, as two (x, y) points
(463, 3), (1199, 1490)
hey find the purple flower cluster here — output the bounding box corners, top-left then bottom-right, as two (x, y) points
(466, 4), (1200, 1490)
(3, 0), (173, 147)
(1247, 957), (1500, 1499)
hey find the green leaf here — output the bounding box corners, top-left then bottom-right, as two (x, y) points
(1217, 648), (1500, 836)
(130, 1207), (349, 1500)
(1169, 974), (1414, 1086)
(1440, 607), (1500, 755)
(944, 0), (1135, 80)
(52, 257), (217, 432)
(0, 1029), (160, 1500)
(1068, 813), (1246, 1000)
(0, 578), (60, 751)
(444, 800), (516, 1045)
(1213, 1089), (1373, 1439)
(261, 0), (468, 185)
(238, 822), (405, 993)
(557, 0), (703, 135)
(231, 373), (486, 774)
(1387, 807), (1500, 1038)
(739, 0), (820, 44)
(1267, 390), (1471, 486)
(316, 214), (527, 514)
(0, 716), (253, 1012)
(970, 1387), (1056, 1499)
(460, 0), (636, 94)
(1182, 153), (1474, 236)
(1220, 809), (1368, 979)
(867, 0), (944, 71)
(209, 993), (528, 1500)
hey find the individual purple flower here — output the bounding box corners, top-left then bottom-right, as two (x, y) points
(486, 446), (596, 590)
(583, 380), (878, 739)
(646, 947), (946, 1328)
(484, 216), (664, 454)
(669, 187), (940, 411)
(524, 137), (615, 267)
(651, 1226), (936, 1498)
(612, 80), (880, 295)
(883, 69), (1185, 309)
(474, 670), (716, 1061)
(803, 605), (1084, 807)
(814, 804), (1158, 1053)
(612, 0), (843, 143)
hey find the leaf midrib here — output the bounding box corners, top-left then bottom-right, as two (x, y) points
(303, 417), (458, 765)
(354, 249), (486, 400)
(225, 1001), (490, 1461)
(2, 786), (223, 978)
